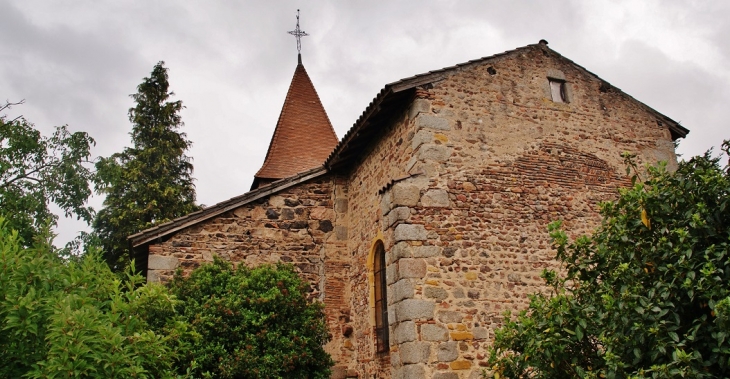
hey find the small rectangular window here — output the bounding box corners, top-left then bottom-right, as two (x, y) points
(550, 79), (567, 103)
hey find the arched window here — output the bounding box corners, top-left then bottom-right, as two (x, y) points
(373, 241), (389, 353)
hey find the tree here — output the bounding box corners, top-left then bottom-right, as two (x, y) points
(0, 218), (187, 378)
(94, 62), (200, 270)
(487, 142), (730, 378)
(0, 100), (95, 245)
(169, 258), (334, 378)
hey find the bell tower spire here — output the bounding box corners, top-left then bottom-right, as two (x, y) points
(287, 9), (308, 65)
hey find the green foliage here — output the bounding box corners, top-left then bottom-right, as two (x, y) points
(169, 258), (334, 378)
(0, 218), (186, 378)
(488, 142), (730, 378)
(94, 62), (200, 270)
(0, 101), (95, 245)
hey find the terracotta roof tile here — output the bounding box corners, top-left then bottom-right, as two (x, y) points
(253, 62), (338, 187)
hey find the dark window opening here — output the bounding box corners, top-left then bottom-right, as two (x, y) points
(374, 242), (389, 354)
(550, 79), (568, 103)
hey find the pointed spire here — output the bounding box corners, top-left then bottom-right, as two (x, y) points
(252, 61), (338, 189)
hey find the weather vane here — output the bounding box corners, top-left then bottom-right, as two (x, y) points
(288, 9), (308, 62)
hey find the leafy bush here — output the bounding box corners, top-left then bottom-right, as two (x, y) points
(169, 258), (333, 378)
(0, 220), (186, 378)
(488, 143), (730, 378)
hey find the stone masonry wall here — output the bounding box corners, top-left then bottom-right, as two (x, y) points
(144, 176), (355, 369)
(368, 45), (679, 379)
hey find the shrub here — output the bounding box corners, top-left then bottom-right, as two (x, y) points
(169, 258), (333, 378)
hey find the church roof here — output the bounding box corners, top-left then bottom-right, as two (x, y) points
(130, 41), (690, 248)
(252, 60), (338, 189)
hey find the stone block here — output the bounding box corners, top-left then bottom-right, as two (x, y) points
(450, 331), (473, 340)
(399, 363), (426, 379)
(148, 255), (179, 270)
(392, 183), (421, 207)
(433, 373), (459, 379)
(412, 129), (433, 150)
(394, 224), (427, 241)
(408, 98), (431, 120)
(335, 226), (348, 240)
(424, 286), (448, 300)
(422, 324), (449, 341)
(386, 264), (397, 285)
(396, 299), (435, 321)
(418, 144), (453, 162)
(309, 207), (335, 220)
(450, 360), (472, 370)
(421, 189), (450, 207)
(391, 241), (412, 262)
(437, 310), (463, 323)
(335, 198), (348, 213)
(398, 258), (427, 279)
(473, 327), (489, 340)
(393, 320), (417, 344)
(400, 341), (430, 364)
(412, 245), (440, 258)
(380, 191), (392, 215)
(391, 279), (415, 303)
(268, 195), (285, 207)
(387, 206), (411, 226)
(147, 270), (162, 283)
(416, 114), (450, 130)
(437, 341), (459, 362)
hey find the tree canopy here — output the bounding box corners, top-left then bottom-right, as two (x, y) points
(488, 142), (730, 378)
(94, 62), (199, 270)
(0, 101), (95, 245)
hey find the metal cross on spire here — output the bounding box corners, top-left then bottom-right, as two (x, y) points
(287, 9), (308, 63)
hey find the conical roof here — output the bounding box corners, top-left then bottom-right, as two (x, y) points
(252, 58), (338, 189)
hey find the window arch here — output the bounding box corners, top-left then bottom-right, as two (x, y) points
(373, 241), (389, 353)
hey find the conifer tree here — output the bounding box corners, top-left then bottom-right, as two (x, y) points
(94, 62), (199, 270)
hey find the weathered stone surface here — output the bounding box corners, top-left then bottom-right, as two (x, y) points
(433, 373), (459, 379)
(398, 363), (426, 379)
(147, 255), (179, 270)
(335, 226), (348, 240)
(422, 323), (449, 341)
(473, 327), (489, 340)
(398, 258), (426, 279)
(413, 245), (440, 258)
(392, 183), (421, 207)
(437, 341), (459, 362)
(450, 360), (472, 370)
(421, 189), (450, 207)
(450, 331), (473, 341)
(387, 206), (411, 226)
(408, 98), (431, 120)
(437, 311), (463, 323)
(334, 198), (348, 213)
(331, 365), (347, 379)
(416, 114), (450, 130)
(412, 129), (433, 150)
(391, 279), (415, 303)
(396, 299), (435, 321)
(394, 224), (427, 241)
(393, 320), (417, 344)
(424, 286), (448, 300)
(391, 241), (412, 262)
(399, 341), (430, 364)
(418, 144), (453, 162)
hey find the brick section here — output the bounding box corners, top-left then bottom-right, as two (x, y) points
(254, 63), (339, 186)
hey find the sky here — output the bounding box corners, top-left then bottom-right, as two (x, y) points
(2, 0), (729, 245)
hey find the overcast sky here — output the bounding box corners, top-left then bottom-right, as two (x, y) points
(2, 0), (728, 245)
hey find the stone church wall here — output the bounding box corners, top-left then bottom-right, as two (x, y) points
(369, 46), (678, 379)
(144, 176), (355, 368)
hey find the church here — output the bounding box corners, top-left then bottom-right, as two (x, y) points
(130, 37), (688, 378)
